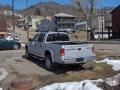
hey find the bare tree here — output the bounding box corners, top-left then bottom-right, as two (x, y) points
(72, 0), (97, 40)
(35, 8), (41, 16)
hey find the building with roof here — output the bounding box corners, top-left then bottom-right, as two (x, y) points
(111, 5), (120, 39)
(26, 15), (40, 30)
(0, 20), (12, 38)
(17, 15), (52, 30)
(54, 13), (77, 31)
(92, 8), (113, 39)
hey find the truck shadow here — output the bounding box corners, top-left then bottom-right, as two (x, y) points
(22, 55), (87, 74)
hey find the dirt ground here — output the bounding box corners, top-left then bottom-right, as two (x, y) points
(0, 44), (120, 89)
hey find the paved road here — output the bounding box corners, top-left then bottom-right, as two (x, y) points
(94, 44), (120, 57)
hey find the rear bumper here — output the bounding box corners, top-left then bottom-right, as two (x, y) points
(59, 56), (96, 64)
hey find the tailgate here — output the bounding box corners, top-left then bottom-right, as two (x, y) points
(64, 44), (94, 59)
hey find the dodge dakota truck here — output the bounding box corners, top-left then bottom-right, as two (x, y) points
(25, 32), (96, 70)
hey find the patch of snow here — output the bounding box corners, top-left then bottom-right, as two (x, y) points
(95, 58), (120, 71)
(105, 74), (120, 86)
(0, 88), (3, 90)
(92, 79), (104, 85)
(0, 68), (8, 81)
(39, 80), (103, 90)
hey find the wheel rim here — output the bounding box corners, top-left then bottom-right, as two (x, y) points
(45, 57), (51, 69)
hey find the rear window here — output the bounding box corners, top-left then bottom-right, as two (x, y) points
(46, 33), (69, 42)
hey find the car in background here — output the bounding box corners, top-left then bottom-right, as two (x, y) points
(5, 33), (20, 41)
(0, 32), (20, 41)
(0, 39), (21, 50)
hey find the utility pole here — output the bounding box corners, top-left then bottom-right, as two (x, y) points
(101, 1), (104, 40)
(26, 0), (29, 40)
(26, 0), (28, 9)
(12, 0), (15, 36)
(101, 13), (104, 40)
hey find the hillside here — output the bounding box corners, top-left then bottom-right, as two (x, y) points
(23, 1), (115, 19)
(23, 2), (81, 17)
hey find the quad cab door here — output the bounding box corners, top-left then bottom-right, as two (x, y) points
(29, 34), (39, 55)
(36, 33), (45, 57)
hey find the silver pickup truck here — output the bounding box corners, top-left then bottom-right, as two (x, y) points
(25, 32), (96, 70)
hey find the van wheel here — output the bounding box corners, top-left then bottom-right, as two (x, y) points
(45, 55), (55, 71)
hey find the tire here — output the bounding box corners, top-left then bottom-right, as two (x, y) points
(25, 48), (31, 59)
(45, 55), (55, 71)
(13, 44), (19, 50)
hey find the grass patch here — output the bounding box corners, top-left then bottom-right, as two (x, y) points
(96, 51), (120, 60)
(64, 61), (117, 81)
(34, 61), (119, 88)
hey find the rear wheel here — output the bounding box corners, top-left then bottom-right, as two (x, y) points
(13, 44), (19, 50)
(45, 55), (55, 71)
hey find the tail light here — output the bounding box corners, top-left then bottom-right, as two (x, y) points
(92, 46), (95, 53)
(60, 48), (65, 56)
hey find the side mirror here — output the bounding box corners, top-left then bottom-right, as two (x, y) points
(28, 38), (32, 42)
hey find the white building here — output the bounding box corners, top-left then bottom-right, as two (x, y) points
(37, 13), (77, 32)
(17, 15), (52, 30)
(54, 13), (77, 31)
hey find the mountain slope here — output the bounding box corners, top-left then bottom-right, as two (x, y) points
(23, 2), (81, 17)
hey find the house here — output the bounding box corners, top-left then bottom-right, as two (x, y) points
(3, 10), (12, 16)
(17, 16), (41, 30)
(25, 16), (40, 30)
(111, 5), (120, 39)
(92, 15), (105, 32)
(17, 19), (26, 28)
(37, 13), (77, 32)
(3, 9), (22, 18)
(92, 11), (112, 39)
(0, 21), (7, 38)
(17, 15), (52, 30)
(54, 13), (77, 31)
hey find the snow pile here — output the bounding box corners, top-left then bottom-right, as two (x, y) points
(105, 74), (120, 86)
(39, 80), (103, 90)
(95, 58), (120, 71)
(0, 68), (8, 81)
